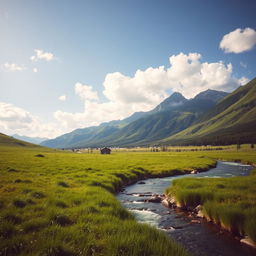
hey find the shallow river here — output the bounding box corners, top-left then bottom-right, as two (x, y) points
(117, 161), (256, 256)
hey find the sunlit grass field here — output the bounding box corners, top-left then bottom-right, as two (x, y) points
(0, 145), (216, 256)
(0, 142), (255, 255)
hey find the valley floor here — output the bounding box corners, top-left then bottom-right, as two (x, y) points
(0, 144), (255, 255)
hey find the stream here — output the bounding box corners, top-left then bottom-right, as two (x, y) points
(117, 161), (256, 256)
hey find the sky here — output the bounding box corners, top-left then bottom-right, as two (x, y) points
(0, 0), (256, 138)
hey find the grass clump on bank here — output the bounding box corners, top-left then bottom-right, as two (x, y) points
(166, 168), (256, 242)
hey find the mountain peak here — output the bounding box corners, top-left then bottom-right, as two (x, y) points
(169, 92), (186, 100)
(151, 92), (187, 113)
(194, 89), (229, 103)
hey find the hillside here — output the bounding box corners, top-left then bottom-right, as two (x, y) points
(40, 112), (146, 148)
(0, 133), (39, 147)
(160, 77), (256, 145)
(42, 89), (228, 148)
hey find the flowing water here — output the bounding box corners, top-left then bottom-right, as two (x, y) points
(117, 161), (256, 256)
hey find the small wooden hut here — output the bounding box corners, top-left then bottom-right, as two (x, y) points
(100, 147), (111, 154)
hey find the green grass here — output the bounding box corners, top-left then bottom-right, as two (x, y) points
(166, 164), (256, 242)
(0, 145), (219, 256)
(1, 139), (255, 255)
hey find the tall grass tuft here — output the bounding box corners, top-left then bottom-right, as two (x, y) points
(167, 169), (256, 241)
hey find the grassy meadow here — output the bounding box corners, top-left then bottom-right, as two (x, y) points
(0, 139), (255, 255)
(0, 143), (218, 256)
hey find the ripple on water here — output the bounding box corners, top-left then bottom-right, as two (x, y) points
(129, 209), (161, 227)
(223, 161), (251, 167)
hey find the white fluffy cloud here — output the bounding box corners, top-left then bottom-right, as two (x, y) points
(104, 52), (241, 99)
(54, 52), (246, 131)
(4, 62), (26, 71)
(75, 83), (99, 101)
(33, 68), (38, 73)
(220, 28), (256, 53)
(0, 102), (61, 138)
(30, 49), (55, 61)
(238, 77), (249, 85)
(58, 95), (66, 101)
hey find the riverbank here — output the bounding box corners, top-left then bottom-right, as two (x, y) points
(118, 161), (256, 256)
(165, 164), (256, 248)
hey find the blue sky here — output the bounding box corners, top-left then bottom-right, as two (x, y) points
(0, 0), (256, 138)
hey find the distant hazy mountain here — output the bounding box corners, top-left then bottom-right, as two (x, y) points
(12, 134), (48, 145)
(40, 110), (147, 148)
(41, 89), (228, 148)
(160, 77), (256, 145)
(86, 89), (228, 147)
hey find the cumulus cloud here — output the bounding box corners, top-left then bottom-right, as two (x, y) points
(53, 52), (247, 130)
(104, 52), (241, 99)
(4, 62), (26, 71)
(220, 28), (256, 53)
(58, 95), (66, 101)
(0, 102), (61, 138)
(33, 68), (38, 73)
(238, 77), (249, 85)
(75, 83), (99, 101)
(30, 49), (55, 61)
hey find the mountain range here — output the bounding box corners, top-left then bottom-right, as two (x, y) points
(12, 134), (48, 145)
(41, 86), (232, 148)
(161, 77), (256, 145)
(2, 77), (255, 149)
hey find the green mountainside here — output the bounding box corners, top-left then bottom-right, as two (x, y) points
(0, 133), (39, 147)
(160, 77), (256, 145)
(40, 112), (146, 148)
(42, 89), (228, 148)
(86, 91), (228, 148)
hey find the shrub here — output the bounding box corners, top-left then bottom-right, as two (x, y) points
(40, 246), (76, 256)
(0, 223), (16, 238)
(55, 201), (68, 208)
(13, 200), (26, 208)
(23, 218), (48, 233)
(57, 181), (69, 188)
(0, 201), (4, 209)
(32, 191), (46, 199)
(8, 168), (19, 172)
(35, 154), (45, 157)
(3, 213), (22, 224)
(51, 215), (73, 226)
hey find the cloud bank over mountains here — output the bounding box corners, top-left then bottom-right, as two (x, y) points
(54, 52), (245, 132)
(0, 51), (250, 138)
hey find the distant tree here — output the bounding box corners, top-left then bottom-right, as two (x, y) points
(251, 143), (255, 149)
(161, 145), (167, 152)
